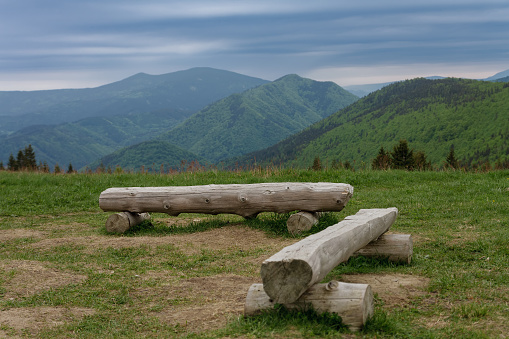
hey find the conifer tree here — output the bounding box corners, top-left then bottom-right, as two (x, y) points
(54, 163), (61, 174)
(67, 163), (74, 173)
(16, 150), (25, 170)
(311, 156), (322, 171)
(390, 140), (414, 170)
(23, 144), (37, 170)
(445, 146), (459, 169)
(414, 151), (431, 171)
(0, 161), (4, 170)
(372, 146), (391, 170)
(8, 153), (18, 171)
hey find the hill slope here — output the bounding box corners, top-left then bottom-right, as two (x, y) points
(0, 108), (192, 169)
(154, 74), (358, 163)
(87, 140), (206, 172)
(0, 67), (268, 135)
(235, 78), (509, 168)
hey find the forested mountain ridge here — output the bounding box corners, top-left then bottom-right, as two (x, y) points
(87, 140), (206, 172)
(233, 78), (509, 168)
(0, 67), (268, 135)
(0, 68), (269, 168)
(154, 74), (358, 163)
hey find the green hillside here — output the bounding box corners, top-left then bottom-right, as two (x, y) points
(0, 108), (194, 169)
(236, 78), (509, 168)
(88, 140), (206, 172)
(0, 67), (268, 135)
(155, 74), (358, 162)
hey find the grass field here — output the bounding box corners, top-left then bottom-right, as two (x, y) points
(0, 169), (508, 338)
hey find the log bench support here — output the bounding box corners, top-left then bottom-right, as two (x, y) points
(245, 281), (373, 331)
(105, 212), (151, 234)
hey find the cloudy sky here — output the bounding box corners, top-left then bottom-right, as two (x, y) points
(1, 0), (508, 90)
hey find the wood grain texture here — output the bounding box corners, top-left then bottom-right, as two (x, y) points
(99, 182), (353, 218)
(261, 208), (398, 304)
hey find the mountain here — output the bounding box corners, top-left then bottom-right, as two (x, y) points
(151, 74), (359, 163)
(233, 78), (509, 168)
(0, 68), (269, 168)
(494, 76), (509, 82)
(0, 67), (268, 136)
(484, 69), (509, 81)
(87, 140), (206, 172)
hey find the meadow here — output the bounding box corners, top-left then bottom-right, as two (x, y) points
(0, 168), (508, 338)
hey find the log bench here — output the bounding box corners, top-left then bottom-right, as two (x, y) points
(99, 182), (354, 232)
(246, 207), (412, 331)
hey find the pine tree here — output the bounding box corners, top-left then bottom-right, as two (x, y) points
(414, 151), (431, 171)
(16, 150), (25, 170)
(23, 144), (37, 170)
(390, 140), (414, 170)
(445, 146), (459, 169)
(372, 146), (391, 170)
(311, 156), (322, 171)
(0, 161), (3, 171)
(67, 163), (74, 173)
(54, 163), (61, 174)
(8, 153), (18, 171)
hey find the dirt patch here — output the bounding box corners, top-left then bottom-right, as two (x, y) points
(29, 225), (294, 257)
(148, 274), (255, 332)
(0, 306), (95, 337)
(341, 273), (430, 309)
(0, 229), (45, 242)
(1, 260), (87, 300)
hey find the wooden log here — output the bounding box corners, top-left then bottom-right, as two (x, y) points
(245, 281), (373, 331)
(353, 233), (413, 264)
(260, 208), (398, 304)
(99, 182), (353, 218)
(287, 211), (322, 235)
(105, 212), (151, 234)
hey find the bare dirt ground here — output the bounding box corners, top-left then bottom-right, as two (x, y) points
(0, 223), (430, 337)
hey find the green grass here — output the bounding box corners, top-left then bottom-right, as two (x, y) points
(0, 169), (508, 338)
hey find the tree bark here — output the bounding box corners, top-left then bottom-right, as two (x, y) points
(245, 281), (373, 331)
(99, 182), (353, 218)
(260, 208), (398, 304)
(353, 233), (413, 264)
(105, 212), (150, 234)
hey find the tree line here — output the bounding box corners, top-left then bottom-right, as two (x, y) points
(370, 139), (509, 171)
(1, 145), (75, 173)
(311, 139), (509, 172)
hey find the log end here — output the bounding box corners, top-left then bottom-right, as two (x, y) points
(260, 259), (314, 304)
(287, 211), (320, 235)
(105, 212), (150, 234)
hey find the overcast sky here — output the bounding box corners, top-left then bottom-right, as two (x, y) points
(1, 0), (508, 91)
